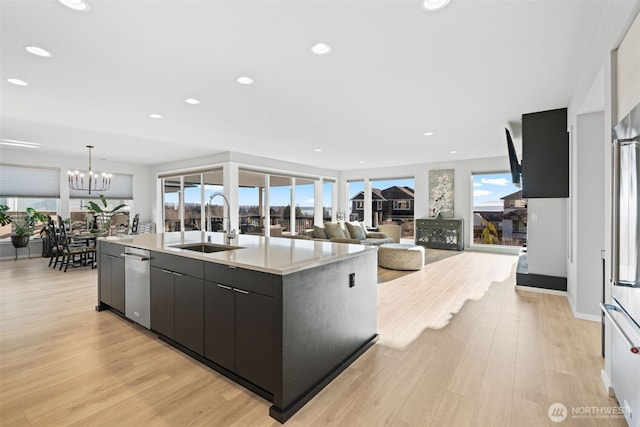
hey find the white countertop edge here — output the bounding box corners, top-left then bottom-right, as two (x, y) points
(99, 232), (378, 275)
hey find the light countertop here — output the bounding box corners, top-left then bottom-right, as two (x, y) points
(99, 231), (376, 275)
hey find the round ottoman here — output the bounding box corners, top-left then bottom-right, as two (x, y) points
(378, 243), (425, 271)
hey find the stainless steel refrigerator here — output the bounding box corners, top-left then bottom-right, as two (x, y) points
(602, 101), (640, 427)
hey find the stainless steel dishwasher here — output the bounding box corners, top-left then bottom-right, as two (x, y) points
(122, 247), (151, 329)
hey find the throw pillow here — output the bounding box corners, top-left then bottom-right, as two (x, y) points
(313, 225), (328, 239)
(346, 221), (366, 240)
(359, 221), (369, 236)
(325, 222), (347, 239)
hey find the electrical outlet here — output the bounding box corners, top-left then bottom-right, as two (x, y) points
(349, 273), (356, 288)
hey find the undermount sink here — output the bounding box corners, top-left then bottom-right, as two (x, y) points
(171, 243), (244, 253)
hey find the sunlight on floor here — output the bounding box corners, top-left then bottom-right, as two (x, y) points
(376, 251), (517, 349)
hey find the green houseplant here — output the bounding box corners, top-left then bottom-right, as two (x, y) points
(85, 195), (126, 233)
(0, 205), (48, 248)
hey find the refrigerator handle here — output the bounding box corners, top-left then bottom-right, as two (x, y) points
(610, 140), (620, 286)
(600, 303), (640, 355)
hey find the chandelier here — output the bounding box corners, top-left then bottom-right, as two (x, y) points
(68, 145), (112, 194)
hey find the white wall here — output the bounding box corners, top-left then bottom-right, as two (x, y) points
(526, 198), (567, 277)
(566, 111), (606, 321)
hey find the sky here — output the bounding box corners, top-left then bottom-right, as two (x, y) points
(472, 172), (521, 210)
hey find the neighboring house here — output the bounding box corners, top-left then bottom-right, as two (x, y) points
(473, 190), (527, 245)
(501, 190), (527, 243)
(350, 186), (415, 224)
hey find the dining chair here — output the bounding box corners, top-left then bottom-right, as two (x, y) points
(58, 221), (96, 272)
(47, 215), (66, 268)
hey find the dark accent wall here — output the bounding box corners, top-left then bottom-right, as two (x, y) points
(521, 108), (569, 198)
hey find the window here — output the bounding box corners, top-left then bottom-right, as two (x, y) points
(347, 180), (364, 221)
(323, 180), (334, 222)
(294, 179), (314, 234)
(472, 172), (527, 246)
(0, 165), (60, 239)
(0, 197), (58, 239)
(393, 200), (410, 210)
(69, 197), (132, 231)
(371, 177), (415, 239)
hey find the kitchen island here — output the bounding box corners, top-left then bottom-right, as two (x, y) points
(96, 231), (378, 423)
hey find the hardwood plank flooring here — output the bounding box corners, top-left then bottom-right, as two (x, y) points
(0, 250), (625, 426)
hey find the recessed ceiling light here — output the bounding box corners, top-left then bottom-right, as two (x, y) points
(423, 132), (434, 136)
(358, 160), (365, 164)
(422, 0), (450, 11)
(25, 46), (52, 57)
(149, 113), (163, 119)
(237, 76), (254, 85)
(449, 150), (457, 154)
(1, 138), (41, 148)
(185, 98), (200, 105)
(314, 148), (323, 152)
(6, 78), (29, 86)
(57, 0), (90, 12)
(311, 43), (332, 55)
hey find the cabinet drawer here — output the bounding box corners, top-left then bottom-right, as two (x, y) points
(151, 251), (204, 279)
(444, 220), (461, 228)
(99, 241), (123, 257)
(204, 263), (277, 297)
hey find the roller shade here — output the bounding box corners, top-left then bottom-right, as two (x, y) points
(0, 164), (61, 197)
(69, 173), (133, 199)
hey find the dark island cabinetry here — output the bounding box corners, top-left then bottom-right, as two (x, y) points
(150, 252), (204, 354)
(98, 241), (125, 313)
(97, 232), (378, 424)
(204, 263), (276, 393)
(149, 267), (175, 339)
(204, 280), (274, 392)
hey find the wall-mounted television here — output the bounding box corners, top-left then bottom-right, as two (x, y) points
(505, 128), (522, 187)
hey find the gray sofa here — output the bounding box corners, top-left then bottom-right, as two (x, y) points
(298, 221), (394, 246)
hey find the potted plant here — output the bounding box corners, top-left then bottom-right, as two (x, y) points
(85, 195), (126, 233)
(0, 205), (48, 248)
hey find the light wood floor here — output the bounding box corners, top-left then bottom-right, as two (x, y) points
(0, 251), (624, 426)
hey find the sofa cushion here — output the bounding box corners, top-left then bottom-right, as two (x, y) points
(313, 225), (328, 240)
(346, 221), (366, 240)
(325, 222), (347, 239)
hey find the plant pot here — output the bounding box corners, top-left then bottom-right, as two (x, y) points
(11, 235), (30, 248)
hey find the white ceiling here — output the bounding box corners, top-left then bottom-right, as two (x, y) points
(0, 0), (628, 170)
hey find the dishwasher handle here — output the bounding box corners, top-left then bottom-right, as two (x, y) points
(600, 303), (640, 354)
(120, 253), (150, 262)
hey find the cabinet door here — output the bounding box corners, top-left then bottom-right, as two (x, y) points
(174, 274), (204, 355)
(99, 254), (112, 306)
(150, 266), (174, 339)
(110, 256), (125, 313)
(235, 290), (274, 392)
(204, 282), (235, 371)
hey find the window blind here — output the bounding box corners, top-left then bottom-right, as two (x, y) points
(0, 164), (61, 197)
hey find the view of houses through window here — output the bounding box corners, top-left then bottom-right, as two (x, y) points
(349, 178), (415, 239)
(472, 172), (527, 246)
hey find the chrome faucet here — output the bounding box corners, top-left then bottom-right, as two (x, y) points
(209, 193), (237, 244)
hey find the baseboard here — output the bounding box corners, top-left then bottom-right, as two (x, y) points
(573, 311), (601, 322)
(516, 271), (567, 291)
(515, 285), (567, 296)
(601, 369), (615, 397)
